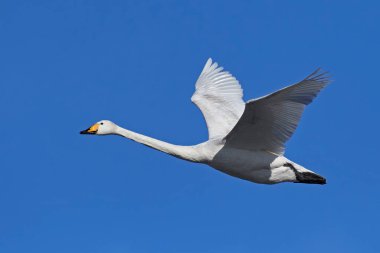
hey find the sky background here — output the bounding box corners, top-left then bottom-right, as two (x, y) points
(0, 0), (379, 252)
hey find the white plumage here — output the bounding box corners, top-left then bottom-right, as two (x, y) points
(191, 58), (245, 139)
(81, 58), (330, 185)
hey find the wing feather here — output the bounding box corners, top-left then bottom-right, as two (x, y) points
(224, 69), (330, 155)
(191, 58), (245, 139)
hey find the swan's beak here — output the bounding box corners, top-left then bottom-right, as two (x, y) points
(80, 123), (99, 135)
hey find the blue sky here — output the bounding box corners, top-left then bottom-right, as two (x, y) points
(0, 0), (379, 252)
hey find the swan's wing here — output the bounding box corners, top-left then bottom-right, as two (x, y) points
(224, 69), (330, 155)
(191, 58), (245, 139)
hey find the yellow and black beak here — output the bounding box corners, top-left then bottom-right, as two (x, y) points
(80, 123), (99, 135)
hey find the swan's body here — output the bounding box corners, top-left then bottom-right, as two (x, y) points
(81, 59), (329, 185)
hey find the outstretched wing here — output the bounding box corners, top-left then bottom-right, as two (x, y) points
(224, 69), (330, 155)
(191, 58), (245, 139)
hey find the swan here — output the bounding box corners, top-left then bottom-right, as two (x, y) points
(80, 58), (330, 185)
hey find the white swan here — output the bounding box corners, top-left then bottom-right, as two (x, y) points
(81, 59), (330, 185)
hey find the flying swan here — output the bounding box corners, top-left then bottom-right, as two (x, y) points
(81, 59), (330, 185)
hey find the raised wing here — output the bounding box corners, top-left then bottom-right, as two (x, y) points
(191, 58), (245, 139)
(224, 69), (330, 155)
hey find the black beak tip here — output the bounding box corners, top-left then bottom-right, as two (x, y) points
(80, 129), (88, 134)
(80, 128), (96, 135)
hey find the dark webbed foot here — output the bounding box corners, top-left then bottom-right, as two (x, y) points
(284, 163), (326, 185)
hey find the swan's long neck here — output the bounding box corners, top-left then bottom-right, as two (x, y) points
(114, 126), (201, 162)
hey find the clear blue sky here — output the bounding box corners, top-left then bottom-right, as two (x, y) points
(0, 0), (379, 252)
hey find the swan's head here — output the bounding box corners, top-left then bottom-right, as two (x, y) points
(80, 120), (118, 135)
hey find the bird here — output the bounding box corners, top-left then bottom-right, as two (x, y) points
(80, 58), (330, 185)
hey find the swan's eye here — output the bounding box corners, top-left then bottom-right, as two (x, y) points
(100, 122), (104, 125)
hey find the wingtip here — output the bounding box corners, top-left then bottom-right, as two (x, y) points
(202, 58), (213, 71)
(201, 57), (220, 74)
(306, 68), (332, 85)
(205, 57), (213, 67)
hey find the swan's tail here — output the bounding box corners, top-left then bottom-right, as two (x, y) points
(284, 163), (326, 185)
